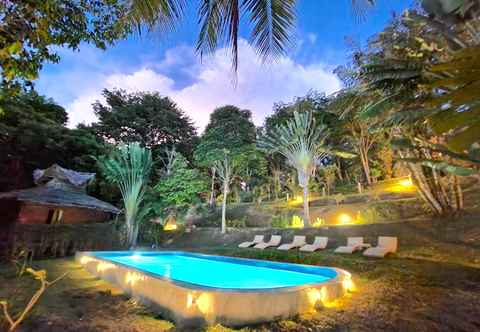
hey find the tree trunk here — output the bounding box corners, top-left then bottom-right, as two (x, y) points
(335, 160), (344, 181)
(221, 182), (228, 234)
(131, 223), (139, 249)
(209, 167), (216, 207)
(303, 186), (310, 227)
(359, 146), (372, 185)
(455, 176), (464, 210)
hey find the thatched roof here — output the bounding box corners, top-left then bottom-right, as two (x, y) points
(33, 164), (95, 192)
(0, 186), (120, 214)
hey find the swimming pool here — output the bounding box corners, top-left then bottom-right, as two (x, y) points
(76, 251), (353, 327)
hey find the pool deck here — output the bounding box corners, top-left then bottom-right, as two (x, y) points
(76, 251), (353, 328)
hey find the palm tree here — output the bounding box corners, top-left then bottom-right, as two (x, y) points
(213, 150), (238, 233)
(126, 0), (378, 70)
(258, 111), (331, 226)
(97, 142), (152, 248)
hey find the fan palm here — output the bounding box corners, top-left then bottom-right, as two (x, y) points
(97, 142), (152, 248)
(258, 111), (331, 226)
(126, 0), (377, 70)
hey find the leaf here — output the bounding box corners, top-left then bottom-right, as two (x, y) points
(429, 105), (480, 135)
(391, 138), (415, 149)
(7, 41), (22, 55)
(447, 120), (480, 152)
(400, 158), (477, 176)
(358, 92), (400, 119)
(244, 0), (296, 61)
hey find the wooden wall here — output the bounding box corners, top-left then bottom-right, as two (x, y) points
(17, 203), (112, 225)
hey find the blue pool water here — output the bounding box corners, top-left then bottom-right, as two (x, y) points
(92, 251), (338, 290)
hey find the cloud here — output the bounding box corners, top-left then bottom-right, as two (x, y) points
(307, 33), (317, 44)
(39, 40), (341, 132)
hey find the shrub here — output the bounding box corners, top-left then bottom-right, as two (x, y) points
(290, 215), (304, 228)
(271, 214), (290, 228)
(227, 217), (247, 228)
(311, 217), (325, 227)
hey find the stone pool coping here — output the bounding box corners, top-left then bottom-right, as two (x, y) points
(76, 250), (353, 327)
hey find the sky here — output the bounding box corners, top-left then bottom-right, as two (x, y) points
(36, 0), (414, 132)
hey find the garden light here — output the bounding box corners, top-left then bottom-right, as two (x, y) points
(338, 213), (353, 225)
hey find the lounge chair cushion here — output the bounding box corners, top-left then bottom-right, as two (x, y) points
(238, 235), (264, 248)
(299, 237), (328, 252)
(277, 236), (306, 251)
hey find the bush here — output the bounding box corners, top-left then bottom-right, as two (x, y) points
(290, 215), (304, 228)
(271, 214), (290, 228)
(311, 217), (325, 227)
(227, 217), (247, 228)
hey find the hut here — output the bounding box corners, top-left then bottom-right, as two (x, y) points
(0, 164), (120, 259)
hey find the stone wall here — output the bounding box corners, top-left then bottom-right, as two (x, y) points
(191, 197), (426, 228)
(156, 218), (480, 249)
(4, 222), (122, 260)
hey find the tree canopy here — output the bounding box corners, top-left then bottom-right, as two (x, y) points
(0, 0), (129, 94)
(93, 89), (198, 161)
(0, 92), (107, 191)
(194, 105), (256, 166)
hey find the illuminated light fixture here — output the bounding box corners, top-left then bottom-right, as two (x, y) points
(125, 271), (145, 286)
(79, 256), (96, 265)
(186, 292), (213, 315)
(306, 288), (322, 306)
(96, 262), (116, 273)
(342, 276), (356, 292)
(164, 223), (177, 231)
(196, 293), (213, 315)
(131, 253), (142, 260)
(399, 177), (413, 187)
(338, 213), (353, 225)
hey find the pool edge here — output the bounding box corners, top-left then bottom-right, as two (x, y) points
(76, 250), (354, 327)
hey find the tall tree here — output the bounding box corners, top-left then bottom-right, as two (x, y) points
(326, 88), (385, 185)
(97, 143), (152, 248)
(213, 151), (238, 233)
(93, 89), (198, 161)
(259, 111), (332, 226)
(194, 105), (257, 206)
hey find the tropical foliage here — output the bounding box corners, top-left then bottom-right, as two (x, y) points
(149, 154), (207, 216)
(97, 143), (152, 247)
(93, 89), (197, 162)
(0, 0), (129, 94)
(258, 111), (332, 226)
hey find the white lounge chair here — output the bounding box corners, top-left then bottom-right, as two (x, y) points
(334, 237), (370, 254)
(363, 236), (398, 258)
(238, 235), (265, 248)
(254, 235), (282, 249)
(300, 236), (328, 252)
(277, 236), (306, 251)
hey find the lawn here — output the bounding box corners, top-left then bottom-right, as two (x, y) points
(1, 236), (480, 332)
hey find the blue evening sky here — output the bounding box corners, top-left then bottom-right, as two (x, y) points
(36, 1), (414, 131)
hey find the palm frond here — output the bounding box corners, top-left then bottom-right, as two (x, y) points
(244, 0), (296, 62)
(127, 0), (186, 33)
(400, 158), (477, 176)
(197, 0), (240, 71)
